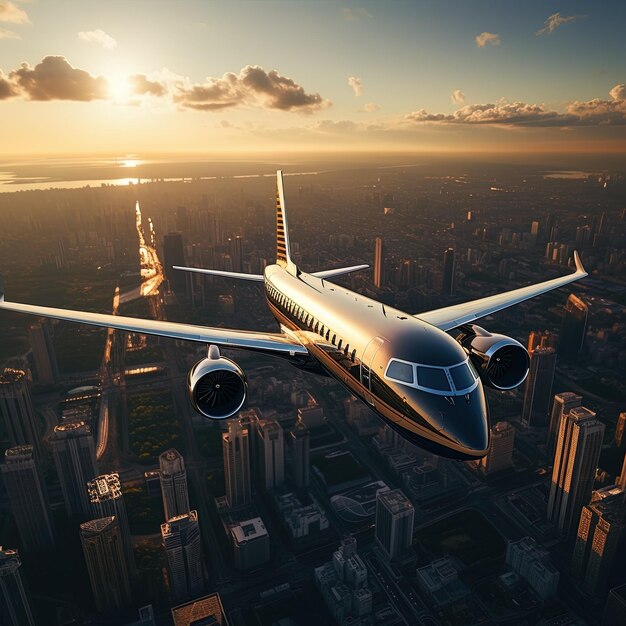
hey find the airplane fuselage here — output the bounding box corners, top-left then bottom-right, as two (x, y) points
(263, 263), (490, 460)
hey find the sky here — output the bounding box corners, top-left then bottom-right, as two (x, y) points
(1, 0), (625, 155)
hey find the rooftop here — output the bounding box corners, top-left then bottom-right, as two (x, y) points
(230, 517), (268, 544)
(171, 593), (227, 626)
(378, 488), (414, 514)
(0, 368), (27, 385)
(88, 474), (122, 502)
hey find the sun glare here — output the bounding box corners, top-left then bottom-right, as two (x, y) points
(122, 159), (139, 168)
(107, 73), (132, 102)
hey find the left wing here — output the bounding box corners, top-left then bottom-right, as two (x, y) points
(0, 280), (307, 357)
(417, 251), (587, 332)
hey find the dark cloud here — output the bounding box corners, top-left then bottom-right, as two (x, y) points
(0, 71), (18, 99)
(9, 55), (108, 101)
(175, 65), (330, 113)
(129, 74), (167, 97)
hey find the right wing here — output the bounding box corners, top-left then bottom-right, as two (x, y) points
(172, 264), (370, 282)
(0, 282), (307, 358)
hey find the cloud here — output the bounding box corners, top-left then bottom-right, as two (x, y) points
(362, 102), (380, 112)
(475, 32), (500, 48)
(451, 89), (465, 104)
(536, 13), (585, 36)
(174, 65), (330, 113)
(78, 29), (117, 50)
(348, 76), (362, 96)
(406, 85), (626, 127)
(0, 1), (29, 24)
(129, 73), (167, 97)
(0, 25), (19, 38)
(341, 7), (372, 21)
(9, 55), (108, 101)
(0, 70), (18, 99)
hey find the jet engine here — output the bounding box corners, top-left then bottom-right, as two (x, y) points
(455, 325), (529, 391)
(187, 345), (247, 419)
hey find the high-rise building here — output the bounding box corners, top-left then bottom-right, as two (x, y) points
(442, 248), (455, 296)
(1, 446), (54, 552)
(527, 330), (555, 353)
(547, 392), (582, 454)
(159, 449), (190, 521)
(230, 517), (270, 570)
(0, 547), (36, 626)
(222, 418), (251, 508)
(572, 486), (626, 595)
(559, 294), (588, 359)
(87, 474), (135, 574)
(161, 511), (205, 603)
(602, 583), (626, 626)
(506, 537), (559, 600)
(228, 236), (244, 273)
(163, 232), (186, 296)
(171, 593), (228, 626)
(614, 412), (626, 452)
(373, 237), (385, 289)
(256, 419), (285, 490)
(479, 421), (514, 474)
(375, 489), (415, 560)
(28, 321), (59, 386)
(617, 454), (626, 491)
(521, 347), (557, 428)
(51, 421), (98, 519)
(0, 368), (41, 457)
(290, 420), (310, 488)
(548, 406), (605, 537)
(80, 516), (132, 614)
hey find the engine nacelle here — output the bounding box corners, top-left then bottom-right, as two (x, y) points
(456, 325), (529, 391)
(187, 346), (247, 419)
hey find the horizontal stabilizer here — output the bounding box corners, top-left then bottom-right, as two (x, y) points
(173, 266), (263, 282)
(311, 264), (369, 280)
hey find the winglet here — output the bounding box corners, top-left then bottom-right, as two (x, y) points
(0, 276), (4, 302)
(573, 250), (587, 276)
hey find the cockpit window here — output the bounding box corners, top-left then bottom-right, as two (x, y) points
(416, 366), (451, 392)
(449, 363), (475, 391)
(386, 360), (414, 384)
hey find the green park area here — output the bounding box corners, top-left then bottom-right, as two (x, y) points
(127, 390), (182, 465)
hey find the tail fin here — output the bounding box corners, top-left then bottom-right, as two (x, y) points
(276, 170), (297, 274)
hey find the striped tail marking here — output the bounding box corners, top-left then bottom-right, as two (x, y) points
(276, 170), (291, 267)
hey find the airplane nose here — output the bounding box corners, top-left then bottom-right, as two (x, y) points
(438, 388), (490, 457)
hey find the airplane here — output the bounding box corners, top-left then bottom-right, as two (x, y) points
(0, 171), (588, 460)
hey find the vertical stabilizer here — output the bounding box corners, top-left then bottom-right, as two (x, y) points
(275, 170), (297, 274)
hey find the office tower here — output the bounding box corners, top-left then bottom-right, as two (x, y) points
(87, 474), (135, 573)
(373, 237), (385, 289)
(159, 448), (190, 521)
(171, 593), (228, 626)
(442, 248), (455, 296)
(547, 407), (605, 537)
(163, 232), (186, 296)
(51, 421), (98, 519)
(222, 418), (251, 508)
(547, 392), (582, 453)
(228, 236), (244, 273)
(521, 347), (557, 428)
(161, 511), (205, 603)
(80, 516), (132, 614)
(559, 294), (588, 359)
(375, 489), (415, 560)
(1, 446), (55, 552)
(527, 330), (555, 353)
(618, 454), (626, 491)
(506, 537), (559, 600)
(602, 583), (626, 626)
(230, 517), (270, 570)
(0, 547), (36, 626)
(28, 321), (59, 385)
(614, 412), (626, 452)
(479, 421), (514, 474)
(0, 368), (41, 457)
(290, 420), (310, 488)
(572, 486), (626, 595)
(256, 419), (285, 490)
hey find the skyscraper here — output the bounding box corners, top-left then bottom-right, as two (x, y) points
(159, 448), (190, 521)
(0, 368), (41, 457)
(171, 593), (228, 626)
(80, 516), (133, 614)
(1, 446), (55, 552)
(0, 547), (36, 626)
(614, 412), (626, 452)
(163, 232), (186, 296)
(375, 489), (415, 560)
(228, 235), (244, 273)
(51, 421), (98, 519)
(547, 392), (582, 453)
(161, 511), (205, 603)
(559, 294), (588, 359)
(521, 347), (557, 428)
(547, 406), (605, 537)
(442, 248), (455, 296)
(256, 419), (285, 490)
(290, 420), (310, 488)
(373, 237), (385, 289)
(222, 418), (251, 508)
(87, 474), (135, 574)
(479, 421), (514, 474)
(28, 321), (59, 386)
